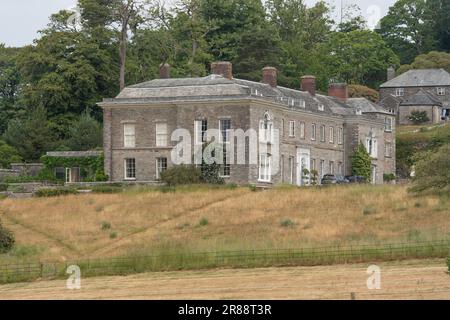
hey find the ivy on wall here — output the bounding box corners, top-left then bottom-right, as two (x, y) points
(40, 154), (108, 182)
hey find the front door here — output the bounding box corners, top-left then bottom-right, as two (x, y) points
(296, 148), (311, 186)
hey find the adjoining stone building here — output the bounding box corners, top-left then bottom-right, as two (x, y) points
(380, 68), (450, 124)
(99, 62), (396, 186)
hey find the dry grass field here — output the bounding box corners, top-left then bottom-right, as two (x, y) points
(0, 184), (449, 265)
(0, 259), (448, 300)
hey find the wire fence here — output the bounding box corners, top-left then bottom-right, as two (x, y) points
(1, 240), (450, 285)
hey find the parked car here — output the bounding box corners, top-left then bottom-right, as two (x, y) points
(321, 174), (350, 185)
(345, 176), (367, 184)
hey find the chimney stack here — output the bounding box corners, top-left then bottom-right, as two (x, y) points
(211, 61), (233, 80)
(159, 63), (171, 79)
(301, 75), (316, 96)
(387, 66), (396, 81)
(328, 83), (348, 102)
(262, 67), (278, 87)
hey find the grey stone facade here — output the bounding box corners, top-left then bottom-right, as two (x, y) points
(99, 63), (396, 185)
(379, 69), (450, 124)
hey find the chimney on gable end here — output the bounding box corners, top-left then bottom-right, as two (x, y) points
(159, 63), (171, 79)
(211, 61), (233, 80)
(262, 67), (278, 87)
(328, 83), (348, 102)
(387, 66), (396, 81)
(301, 75), (316, 96)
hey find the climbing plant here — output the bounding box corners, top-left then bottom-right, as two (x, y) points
(40, 154), (108, 182)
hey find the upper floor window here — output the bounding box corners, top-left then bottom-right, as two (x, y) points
(300, 100), (306, 109)
(259, 113), (273, 143)
(289, 121), (295, 137)
(220, 119), (231, 143)
(318, 103), (325, 111)
(338, 128), (343, 145)
(311, 123), (317, 141)
(156, 123), (168, 147)
(384, 117), (393, 132)
(395, 88), (404, 97)
(329, 127), (334, 143)
(366, 136), (378, 159)
(123, 124), (136, 148)
(320, 125), (326, 142)
(195, 120), (208, 144)
(299, 122), (306, 139)
(437, 87), (446, 96)
(385, 142), (392, 158)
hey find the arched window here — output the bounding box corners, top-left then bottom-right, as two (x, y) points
(259, 112), (273, 143)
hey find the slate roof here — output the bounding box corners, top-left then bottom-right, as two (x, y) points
(346, 98), (391, 115)
(399, 89), (442, 106)
(380, 69), (450, 88)
(100, 75), (383, 118)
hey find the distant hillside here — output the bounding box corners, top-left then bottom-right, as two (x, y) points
(396, 123), (450, 178)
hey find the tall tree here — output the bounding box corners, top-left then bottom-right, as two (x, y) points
(377, 0), (437, 64)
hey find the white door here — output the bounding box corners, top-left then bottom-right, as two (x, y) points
(296, 148), (311, 186)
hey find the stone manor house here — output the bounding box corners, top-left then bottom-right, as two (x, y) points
(98, 62), (396, 186)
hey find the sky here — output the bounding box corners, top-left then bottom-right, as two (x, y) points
(0, 0), (397, 48)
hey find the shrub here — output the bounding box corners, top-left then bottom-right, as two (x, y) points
(248, 184), (257, 192)
(0, 219), (15, 254)
(91, 185), (123, 194)
(447, 257), (450, 273)
(280, 219), (295, 228)
(408, 111), (430, 124)
(110, 232), (118, 239)
(351, 143), (371, 182)
(363, 206), (378, 215)
(410, 145), (450, 195)
(348, 84), (379, 103)
(101, 222), (112, 231)
(34, 188), (78, 197)
(0, 183), (8, 192)
(199, 218), (209, 227)
(160, 165), (202, 186)
(310, 170), (319, 186)
(383, 173), (396, 183)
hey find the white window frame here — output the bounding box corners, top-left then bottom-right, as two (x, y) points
(437, 87), (445, 96)
(156, 157), (167, 180)
(195, 120), (208, 145)
(329, 161), (334, 175)
(385, 142), (392, 158)
(384, 117), (393, 132)
(258, 154), (272, 182)
(288, 156), (294, 184)
(337, 162), (343, 175)
(123, 124), (136, 148)
(219, 119), (231, 144)
(289, 121), (295, 137)
(338, 128), (343, 145)
(124, 158), (136, 180)
(320, 125), (326, 142)
(366, 137), (378, 159)
(329, 127), (334, 143)
(311, 124), (316, 141)
(318, 104), (324, 111)
(156, 123), (168, 147)
(259, 113), (273, 143)
(395, 88), (404, 97)
(299, 122), (305, 139)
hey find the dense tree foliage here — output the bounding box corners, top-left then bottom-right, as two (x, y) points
(0, 0), (448, 165)
(397, 51), (450, 75)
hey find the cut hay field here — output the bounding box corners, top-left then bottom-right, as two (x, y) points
(0, 184), (449, 265)
(0, 259), (448, 300)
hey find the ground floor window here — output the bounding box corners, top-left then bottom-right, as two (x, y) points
(337, 162), (343, 175)
(288, 156), (294, 184)
(259, 154), (272, 182)
(125, 158), (136, 180)
(320, 160), (325, 178)
(156, 158), (167, 180)
(329, 161), (334, 175)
